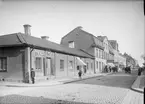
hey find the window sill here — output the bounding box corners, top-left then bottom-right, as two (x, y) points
(0, 70), (7, 72)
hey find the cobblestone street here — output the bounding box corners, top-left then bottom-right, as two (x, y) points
(0, 70), (143, 104)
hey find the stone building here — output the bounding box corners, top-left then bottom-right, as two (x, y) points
(0, 25), (94, 83)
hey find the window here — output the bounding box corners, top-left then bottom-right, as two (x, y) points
(96, 61), (98, 69)
(102, 50), (103, 59)
(96, 48), (98, 58)
(102, 62), (103, 70)
(100, 50), (102, 59)
(106, 52), (107, 60)
(87, 63), (89, 69)
(35, 57), (42, 69)
(101, 50), (103, 59)
(60, 59), (64, 71)
(99, 50), (101, 58)
(69, 60), (73, 70)
(98, 49), (100, 58)
(68, 41), (75, 48)
(103, 51), (105, 59)
(99, 62), (101, 71)
(0, 57), (7, 72)
(91, 63), (93, 69)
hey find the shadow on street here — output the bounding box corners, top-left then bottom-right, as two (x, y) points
(0, 94), (92, 104)
(73, 70), (138, 89)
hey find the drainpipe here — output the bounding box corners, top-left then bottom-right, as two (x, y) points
(29, 46), (34, 83)
(94, 59), (96, 74)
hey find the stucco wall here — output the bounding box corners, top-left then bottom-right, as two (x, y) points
(94, 47), (106, 73)
(85, 58), (94, 74)
(0, 47), (25, 82)
(67, 55), (76, 76)
(31, 49), (55, 80)
(55, 53), (68, 77)
(61, 30), (94, 52)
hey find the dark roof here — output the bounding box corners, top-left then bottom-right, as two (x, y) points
(97, 36), (106, 42)
(61, 26), (82, 40)
(92, 36), (104, 50)
(0, 33), (25, 47)
(0, 33), (93, 59)
(79, 30), (105, 50)
(108, 40), (116, 49)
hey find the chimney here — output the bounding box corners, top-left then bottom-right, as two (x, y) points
(23, 24), (31, 35)
(41, 36), (49, 40)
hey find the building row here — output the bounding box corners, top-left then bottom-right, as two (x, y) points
(0, 24), (134, 83)
(0, 25), (94, 83)
(123, 53), (138, 68)
(60, 26), (126, 72)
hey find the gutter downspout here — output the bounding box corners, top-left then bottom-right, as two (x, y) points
(30, 45), (34, 83)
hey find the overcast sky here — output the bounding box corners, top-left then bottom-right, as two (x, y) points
(0, 0), (144, 66)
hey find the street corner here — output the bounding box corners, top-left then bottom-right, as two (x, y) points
(131, 75), (144, 93)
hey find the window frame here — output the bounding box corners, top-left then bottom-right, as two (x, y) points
(68, 41), (75, 48)
(86, 62), (89, 70)
(0, 57), (7, 72)
(60, 59), (64, 71)
(91, 62), (93, 69)
(96, 48), (98, 58)
(96, 61), (98, 69)
(35, 57), (42, 70)
(69, 60), (73, 70)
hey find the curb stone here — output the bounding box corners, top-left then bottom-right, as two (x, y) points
(131, 75), (144, 93)
(0, 73), (112, 87)
(63, 72), (113, 84)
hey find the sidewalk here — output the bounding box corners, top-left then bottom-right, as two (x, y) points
(121, 74), (144, 104)
(0, 72), (112, 87)
(131, 74), (144, 93)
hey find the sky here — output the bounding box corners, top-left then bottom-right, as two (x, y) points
(0, 0), (144, 66)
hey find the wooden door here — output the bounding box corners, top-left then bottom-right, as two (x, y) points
(46, 58), (51, 76)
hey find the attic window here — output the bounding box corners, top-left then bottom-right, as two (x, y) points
(68, 41), (75, 48)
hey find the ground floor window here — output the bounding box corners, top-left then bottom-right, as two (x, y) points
(86, 62), (89, 70)
(99, 62), (101, 71)
(35, 57), (42, 70)
(69, 60), (73, 71)
(60, 59), (64, 71)
(102, 62), (104, 70)
(91, 62), (93, 70)
(96, 61), (98, 69)
(0, 57), (7, 72)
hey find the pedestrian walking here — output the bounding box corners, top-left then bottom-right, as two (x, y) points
(78, 69), (82, 79)
(138, 67), (142, 76)
(31, 68), (35, 84)
(84, 65), (87, 73)
(109, 66), (111, 72)
(104, 65), (108, 73)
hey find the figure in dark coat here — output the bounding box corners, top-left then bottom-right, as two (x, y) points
(78, 69), (82, 79)
(31, 68), (35, 84)
(109, 66), (112, 72)
(138, 67), (142, 76)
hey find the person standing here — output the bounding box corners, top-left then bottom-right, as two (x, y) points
(78, 68), (82, 79)
(31, 68), (35, 84)
(138, 67), (142, 76)
(109, 66), (112, 72)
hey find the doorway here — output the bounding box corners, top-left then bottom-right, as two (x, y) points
(45, 58), (51, 76)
